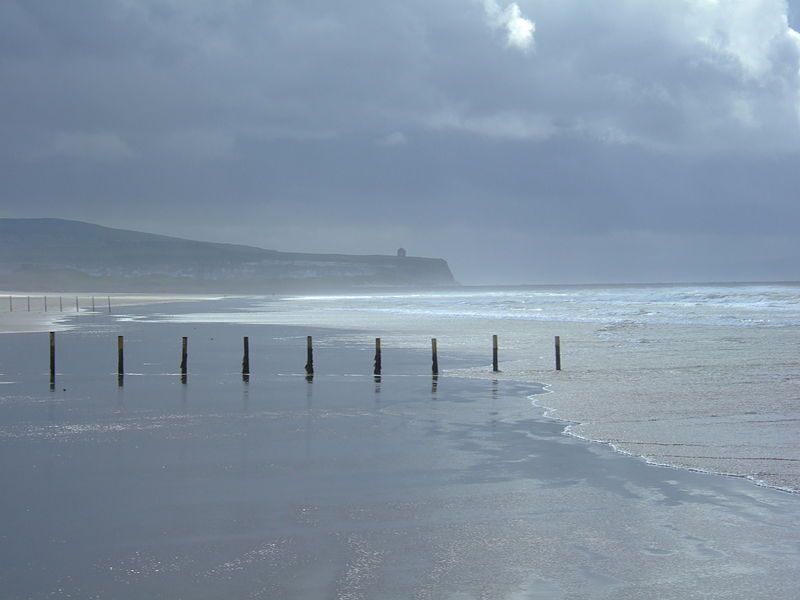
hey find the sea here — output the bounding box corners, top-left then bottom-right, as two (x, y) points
(150, 282), (800, 492)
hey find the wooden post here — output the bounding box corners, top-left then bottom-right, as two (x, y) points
(242, 336), (250, 376)
(75, 296), (79, 312)
(44, 296), (47, 312)
(27, 296), (30, 312)
(8, 295), (11, 312)
(304, 336), (314, 375)
(59, 296), (63, 312)
(492, 334), (499, 372)
(107, 296), (111, 313)
(180, 336), (188, 381)
(374, 337), (382, 375)
(555, 336), (562, 371)
(91, 296), (95, 312)
(117, 336), (124, 376)
(431, 338), (439, 376)
(49, 331), (55, 387)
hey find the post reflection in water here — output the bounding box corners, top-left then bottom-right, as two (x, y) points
(241, 380), (250, 414)
(304, 375), (314, 461)
(239, 381), (250, 471)
(115, 379), (126, 417)
(372, 376), (384, 457)
(490, 379), (500, 427)
(180, 379), (188, 415)
(431, 375), (439, 396)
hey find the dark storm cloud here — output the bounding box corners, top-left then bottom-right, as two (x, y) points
(1, 0), (800, 283)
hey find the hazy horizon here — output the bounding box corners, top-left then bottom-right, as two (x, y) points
(3, 1), (800, 285)
(5, 216), (800, 288)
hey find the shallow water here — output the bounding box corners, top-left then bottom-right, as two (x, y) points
(144, 286), (800, 492)
(0, 308), (799, 598)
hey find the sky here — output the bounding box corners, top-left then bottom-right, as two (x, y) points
(2, 0), (800, 284)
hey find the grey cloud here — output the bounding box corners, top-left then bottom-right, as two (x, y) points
(1, 0), (799, 283)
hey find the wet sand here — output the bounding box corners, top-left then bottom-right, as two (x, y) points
(184, 292), (800, 492)
(0, 305), (798, 598)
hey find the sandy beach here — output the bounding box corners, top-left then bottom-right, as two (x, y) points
(0, 299), (798, 598)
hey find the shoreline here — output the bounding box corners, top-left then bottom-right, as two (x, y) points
(462, 360), (800, 496)
(529, 386), (800, 496)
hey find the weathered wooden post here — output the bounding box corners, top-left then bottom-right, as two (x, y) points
(44, 296), (47, 312)
(492, 334), (499, 373)
(242, 336), (250, 377)
(49, 332), (55, 388)
(555, 336), (562, 371)
(305, 336), (314, 376)
(117, 336), (124, 376)
(75, 296), (79, 312)
(431, 338), (439, 376)
(180, 336), (188, 382)
(27, 296), (30, 312)
(117, 336), (124, 386)
(91, 296), (96, 312)
(107, 296), (111, 313)
(59, 296), (63, 312)
(374, 337), (382, 375)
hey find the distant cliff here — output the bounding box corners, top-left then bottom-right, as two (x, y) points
(0, 219), (456, 292)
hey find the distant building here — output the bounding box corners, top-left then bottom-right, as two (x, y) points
(397, 247), (407, 258)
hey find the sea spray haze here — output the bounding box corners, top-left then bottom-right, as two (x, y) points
(156, 283), (800, 491)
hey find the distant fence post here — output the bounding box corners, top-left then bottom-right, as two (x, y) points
(305, 336), (314, 376)
(27, 296), (30, 312)
(107, 296), (111, 313)
(75, 296), (79, 312)
(44, 296), (47, 312)
(555, 336), (562, 371)
(180, 336), (188, 382)
(492, 334), (499, 373)
(91, 296), (95, 312)
(59, 296), (63, 312)
(431, 338), (439, 376)
(242, 336), (250, 377)
(374, 337), (382, 376)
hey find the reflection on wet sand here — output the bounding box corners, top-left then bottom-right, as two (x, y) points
(0, 311), (798, 599)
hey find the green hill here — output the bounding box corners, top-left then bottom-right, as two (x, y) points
(0, 219), (456, 292)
